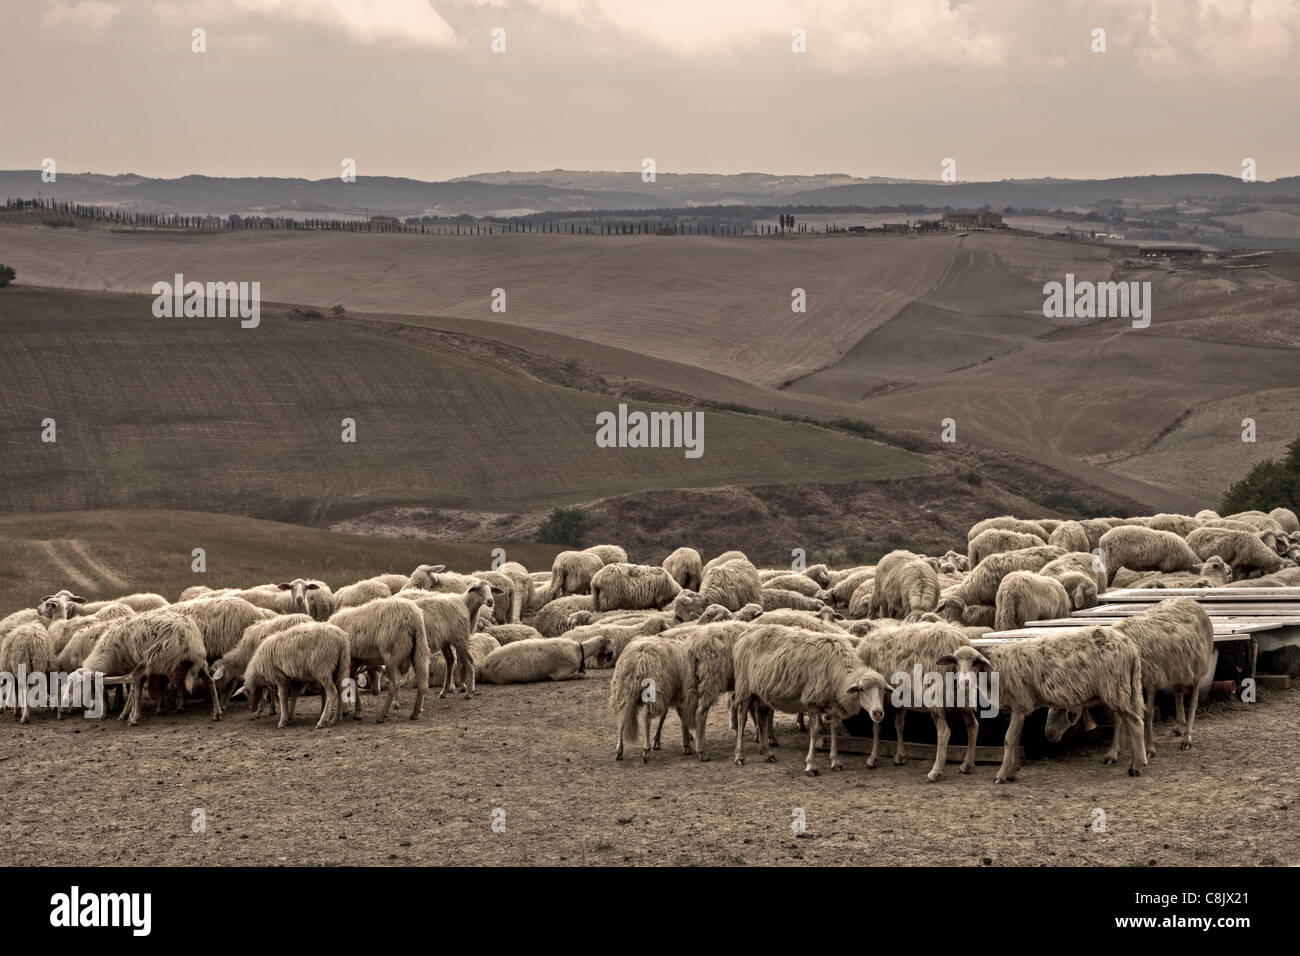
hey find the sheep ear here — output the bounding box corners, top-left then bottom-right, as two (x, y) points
(210, 664), (226, 682)
(428, 564), (446, 574)
(70, 595), (87, 604)
(277, 582), (293, 590)
(490, 585), (505, 594)
(832, 612), (844, 621)
(936, 654), (957, 666)
(306, 582), (320, 590)
(40, 594), (55, 603)
(846, 682), (862, 694)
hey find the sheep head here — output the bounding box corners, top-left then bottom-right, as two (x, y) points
(937, 645), (993, 707)
(846, 667), (894, 723)
(671, 589), (709, 622)
(37, 590), (86, 620)
(278, 578), (324, 617)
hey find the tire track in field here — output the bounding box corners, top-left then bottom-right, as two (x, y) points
(34, 539), (128, 592)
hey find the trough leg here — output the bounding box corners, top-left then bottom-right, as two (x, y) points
(927, 708), (950, 782)
(995, 711), (1025, 783)
(960, 709), (978, 774)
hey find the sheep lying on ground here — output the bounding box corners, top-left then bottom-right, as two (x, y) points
(993, 571), (1071, 631)
(760, 588), (825, 613)
(571, 616), (673, 666)
(855, 621), (981, 781)
(481, 623), (544, 645)
(695, 604), (734, 624)
(867, 551), (939, 620)
(731, 624), (892, 775)
(750, 607), (847, 633)
(478, 635), (612, 684)
(327, 597), (429, 721)
(662, 547), (703, 591)
(1186, 527), (1284, 579)
(243, 622), (351, 729)
(968, 530), (1045, 567)
(0, 623), (58, 722)
(967, 516), (1048, 542)
(761, 573), (824, 597)
(1098, 526), (1202, 584)
(947, 627), (1146, 782)
(1099, 598), (1214, 763)
(610, 635), (692, 762)
(530, 595), (593, 637)
(590, 563), (681, 612)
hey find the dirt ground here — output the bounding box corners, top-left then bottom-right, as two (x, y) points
(1, 677), (1295, 867)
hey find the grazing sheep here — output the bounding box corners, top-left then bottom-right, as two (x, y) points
(210, 613), (313, 706)
(1054, 571), (1100, 610)
(993, 572), (1071, 631)
(1145, 513), (1202, 537)
(968, 529), (1046, 567)
(80, 593), (169, 615)
(672, 561), (763, 619)
(590, 563), (682, 612)
(695, 604), (735, 624)
(478, 635), (611, 684)
(540, 551), (605, 600)
(703, 550), (750, 574)
(941, 551), (969, 572)
(662, 547), (703, 591)
(585, 544), (628, 566)
(327, 597), (430, 721)
(0, 623), (58, 722)
(49, 602), (133, 655)
(732, 625), (892, 775)
(481, 623), (544, 645)
(243, 623), (351, 730)
(610, 635), (693, 762)
(867, 551), (940, 620)
(854, 621), (981, 781)
(823, 568), (875, 608)
(1122, 556), (1232, 590)
(334, 578), (392, 609)
(53, 618), (119, 672)
(171, 596), (277, 662)
(1224, 566), (1300, 587)
(1100, 598), (1214, 763)
(1079, 517), (1122, 550)
(967, 516), (1047, 543)
(732, 603), (764, 621)
(677, 621), (754, 760)
(179, 585), (219, 602)
(1269, 507), (1300, 534)
(750, 607), (848, 632)
(761, 573), (824, 597)
(1098, 526), (1201, 584)
(845, 580), (876, 619)
(951, 627), (1146, 782)
(760, 588), (825, 613)
(62, 609), (218, 725)
(1039, 552), (1108, 594)
(1186, 527), (1284, 579)
(1225, 510), (1285, 534)
(1047, 521), (1091, 554)
(939, 546), (1065, 618)
(530, 595), (593, 637)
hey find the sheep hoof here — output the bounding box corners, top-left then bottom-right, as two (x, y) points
(734, 757), (745, 766)
(865, 758), (877, 769)
(1180, 740), (1193, 751)
(1100, 755), (1117, 766)
(1146, 747), (1156, 759)
(615, 752), (623, 761)
(830, 763), (843, 772)
(959, 763), (973, 775)
(681, 746), (692, 755)
(804, 768), (819, 777)
(642, 751), (650, 764)
(926, 770), (943, 782)
(765, 754), (777, 763)
(1171, 727), (1184, 737)
(652, 740), (662, 751)
(894, 756), (906, 766)
(698, 753), (710, 763)
(1128, 766), (1142, 777)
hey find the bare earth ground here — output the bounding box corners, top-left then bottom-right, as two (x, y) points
(1, 678), (1294, 866)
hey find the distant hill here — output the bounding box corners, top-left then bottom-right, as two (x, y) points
(3, 169), (1297, 219)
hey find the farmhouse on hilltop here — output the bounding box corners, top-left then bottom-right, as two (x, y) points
(941, 210), (1005, 230)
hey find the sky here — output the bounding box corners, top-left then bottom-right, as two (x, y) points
(3, 0), (1298, 181)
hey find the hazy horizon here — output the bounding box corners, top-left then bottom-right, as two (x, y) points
(3, 0), (1298, 182)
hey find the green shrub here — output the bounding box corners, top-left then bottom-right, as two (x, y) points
(536, 507), (592, 547)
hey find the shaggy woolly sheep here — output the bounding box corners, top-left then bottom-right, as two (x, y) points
(731, 624), (892, 775)
(481, 623), (544, 645)
(750, 607), (848, 632)
(334, 578), (392, 609)
(1079, 517), (1121, 550)
(941, 551), (969, 573)
(661, 547), (703, 591)
(968, 529), (1046, 567)
(49, 602), (133, 655)
(823, 568), (875, 608)
(478, 635), (611, 684)
(243, 623), (351, 729)
(610, 635), (693, 762)
(327, 597), (430, 721)
(1096, 598), (1214, 763)
(1145, 513), (1202, 537)
(993, 572), (1071, 631)
(672, 561), (763, 619)
(854, 620), (981, 781)
(940, 546), (1065, 610)
(539, 551), (605, 601)
(210, 613), (313, 707)
(590, 563), (682, 612)
(760, 588), (825, 613)
(172, 596), (277, 662)
(1039, 552), (1108, 594)
(480, 562), (533, 624)
(967, 516), (1047, 543)
(1225, 510), (1285, 534)
(676, 621), (754, 760)
(867, 551), (940, 620)
(703, 550), (750, 574)
(949, 627), (1146, 782)
(271, 578), (335, 621)
(1186, 527), (1284, 578)
(1054, 571), (1100, 610)
(0, 623), (57, 722)
(1047, 521), (1091, 554)
(585, 544), (628, 566)
(389, 581), (501, 699)
(1269, 507), (1300, 534)
(695, 604), (734, 624)
(1098, 526), (1202, 584)
(530, 595), (593, 637)
(80, 593), (169, 615)
(761, 573), (824, 597)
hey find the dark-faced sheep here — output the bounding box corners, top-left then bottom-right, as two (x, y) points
(731, 624), (893, 775)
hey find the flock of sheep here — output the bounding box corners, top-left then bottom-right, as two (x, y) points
(1, 505), (1296, 785)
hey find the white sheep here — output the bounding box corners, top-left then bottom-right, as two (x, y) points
(171, 596), (277, 662)
(760, 588), (825, 613)
(590, 563), (682, 612)
(676, 558), (763, 615)
(242, 622), (351, 729)
(731, 624), (893, 775)
(1098, 526), (1202, 584)
(968, 529), (1045, 567)
(327, 597), (430, 721)
(938, 546), (1065, 616)
(540, 551), (605, 601)
(1186, 526), (1284, 579)
(610, 635), (693, 762)
(210, 613), (313, 708)
(867, 551), (939, 620)
(993, 571), (1071, 631)
(0, 623), (58, 722)
(678, 620), (753, 760)
(967, 516), (1047, 542)
(478, 635), (612, 684)
(333, 578), (392, 609)
(1047, 521), (1091, 554)
(661, 547), (703, 591)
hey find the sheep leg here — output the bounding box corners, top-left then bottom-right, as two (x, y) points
(118, 683), (132, 721)
(959, 709), (978, 774)
(727, 692), (736, 732)
(804, 711), (821, 775)
(437, 647), (455, 700)
(1143, 686), (1157, 759)
(694, 702), (711, 762)
(130, 678), (145, 726)
(377, 657), (400, 723)
(18, 681), (29, 724)
(615, 717), (625, 761)
(733, 694), (751, 765)
(642, 709), (653, 763)
(276, 682), (291, 729)
(349, 665), (364, 719)
(409, 658), (427, 720)
(927, 709), (949, 782)
(765, 706), (778, 747)
(866, 715), (882, 769)
(652, 711), (667, 750)
(318, 678), (339, 730)
(893, 708), (907, 765)
(829, 715), (843, 771)
(679, 707), (692, 755)
(201, 669), (221, 721)
(1126, 710), (1147, 776)
(1180, 688), (1198, 749)
(455, 639), (475, 699)
(757, 705), (774, 762)
(995, 711), (1025, 783)
(287, 683), (303, 722)
(1172, 690), (1187, 736)
(796, 711), (807, 732)
(1102, 720), (1122, 766)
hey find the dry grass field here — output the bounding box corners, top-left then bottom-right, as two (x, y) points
(0, 672), (1293, 867)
